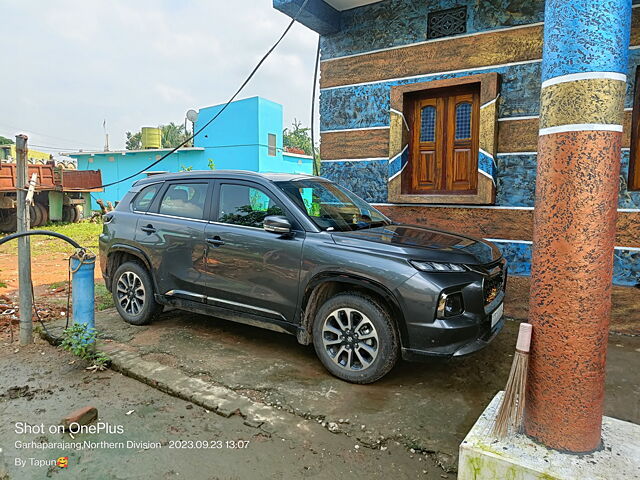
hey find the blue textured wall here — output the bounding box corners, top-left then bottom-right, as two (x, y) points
(321, 160), (388, 203)
(320, 0), (545, 60)
(492, 241), (640, 287)
(320, 62), (543, 131)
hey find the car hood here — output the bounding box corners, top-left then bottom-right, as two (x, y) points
(331, 224), (501, 265)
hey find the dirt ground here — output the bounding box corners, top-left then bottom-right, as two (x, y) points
(13, 308), (637, 479)
(0, 342), (446, 479)
(0, 226), (637, 478)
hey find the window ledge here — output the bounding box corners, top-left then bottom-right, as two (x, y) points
(388, 176), (495, 205)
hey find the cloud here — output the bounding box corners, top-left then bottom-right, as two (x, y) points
(0, 0), (318, 152)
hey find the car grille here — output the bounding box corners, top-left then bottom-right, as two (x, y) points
(483, 262), (506, 306)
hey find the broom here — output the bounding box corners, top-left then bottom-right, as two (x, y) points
(492, 322), (532, 438)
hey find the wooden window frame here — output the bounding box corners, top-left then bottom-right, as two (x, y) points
(629, 67), (640, 191)
(387, 73), (499, 205)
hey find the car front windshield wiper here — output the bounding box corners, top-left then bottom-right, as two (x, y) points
(354, 220), (389, 230)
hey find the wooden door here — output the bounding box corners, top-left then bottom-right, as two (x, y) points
(406, 87), (479, 195)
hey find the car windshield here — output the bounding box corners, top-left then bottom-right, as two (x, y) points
(275, 179), (392, 232)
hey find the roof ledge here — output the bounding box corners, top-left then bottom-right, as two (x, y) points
(273, 0), (341, 35)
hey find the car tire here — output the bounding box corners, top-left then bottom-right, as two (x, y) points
(312, 292), (399, 384)
(111, 261), (162, 326)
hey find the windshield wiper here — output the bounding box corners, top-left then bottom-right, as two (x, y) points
(355, 221), (388, 230)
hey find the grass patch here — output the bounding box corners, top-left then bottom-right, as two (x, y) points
(0, 221), (102, 257)
(95, 282), (114, 311)
(48, 280), (68, 290)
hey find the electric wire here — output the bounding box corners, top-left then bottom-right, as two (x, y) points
(0, 123), (100, 149)
(311, 36), (321, 176)
(84, 0), (311, 191)
(0, 231), (82, 342)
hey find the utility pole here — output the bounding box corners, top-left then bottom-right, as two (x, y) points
(15, 134), (32, 345)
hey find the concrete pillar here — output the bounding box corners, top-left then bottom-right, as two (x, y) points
(525, 0), (632, 453)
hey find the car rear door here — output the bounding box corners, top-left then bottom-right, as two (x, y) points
(134, 180), (212, 300)
(203, 180), (304, 323)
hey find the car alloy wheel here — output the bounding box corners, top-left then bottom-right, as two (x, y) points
(321, 307), (379, 371)
(116, 271), (146, 316)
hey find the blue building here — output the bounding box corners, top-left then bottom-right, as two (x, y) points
(68, 96), (313, 207)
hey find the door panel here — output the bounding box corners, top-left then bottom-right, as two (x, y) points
(406, 87), (479, 195)
(134, 181), (211, 298)
(204, 182), (304, 322)
(446, 93), (477, 192)
(418, 150), (438, 188)
(450, 148), (473, 190)
(135, 215), (208, 297)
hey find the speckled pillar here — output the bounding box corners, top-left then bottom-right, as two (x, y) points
(525, 0), (632, 453)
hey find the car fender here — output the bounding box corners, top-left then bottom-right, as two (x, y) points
(106, 243), (156, 290)
(299, 272), (409, 347)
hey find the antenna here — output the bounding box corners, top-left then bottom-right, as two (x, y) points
(103, 119), (109, 152)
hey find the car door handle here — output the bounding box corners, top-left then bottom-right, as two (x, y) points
(140, 224), (156, 234)
(207, 236), (225, 247)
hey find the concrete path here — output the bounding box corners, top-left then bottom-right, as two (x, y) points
(51, 308), (640, 475)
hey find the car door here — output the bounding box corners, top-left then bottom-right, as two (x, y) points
(134, 180), (212, 300)
(204, 180), (304, 322)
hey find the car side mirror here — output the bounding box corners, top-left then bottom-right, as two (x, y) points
(263, 215), (292, 235)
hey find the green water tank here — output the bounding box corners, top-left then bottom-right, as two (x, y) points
(141, 127), (161, 149)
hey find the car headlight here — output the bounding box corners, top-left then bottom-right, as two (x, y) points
(410, 261), (466, 272)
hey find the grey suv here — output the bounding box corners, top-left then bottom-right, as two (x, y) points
(99, 171), (506, 383)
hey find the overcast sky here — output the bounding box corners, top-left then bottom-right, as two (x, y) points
(0, 0), (319, 153)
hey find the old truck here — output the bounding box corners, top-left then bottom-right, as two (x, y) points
(0, 145), (102, 232)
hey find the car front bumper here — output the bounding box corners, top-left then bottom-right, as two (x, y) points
(395, 260), (507, 362)
(400, 311), (505, 361)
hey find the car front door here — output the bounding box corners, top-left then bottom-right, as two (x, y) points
(134, 180), (212, 300)
(204, 181), (304, 323)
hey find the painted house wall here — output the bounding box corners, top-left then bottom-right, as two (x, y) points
(311, 0), (640, 286)
(72, 96), (312, 208)
(195, 96), (277, 171)
(73, 149), (204, 208)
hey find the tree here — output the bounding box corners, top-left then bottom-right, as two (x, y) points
(283, 119), (317, 156)
(0, 136), (14, 145)
(283, 119), (320, 175)
(125, 122), (190, 150)
(125, 131), (142, 150)
(160, 122), (190, 148)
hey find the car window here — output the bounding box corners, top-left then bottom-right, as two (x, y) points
(276, 179), (390, 232)
(158, 183), (208, 220)
(217, 184), (284, 228)
(131, 183), (161, 212)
